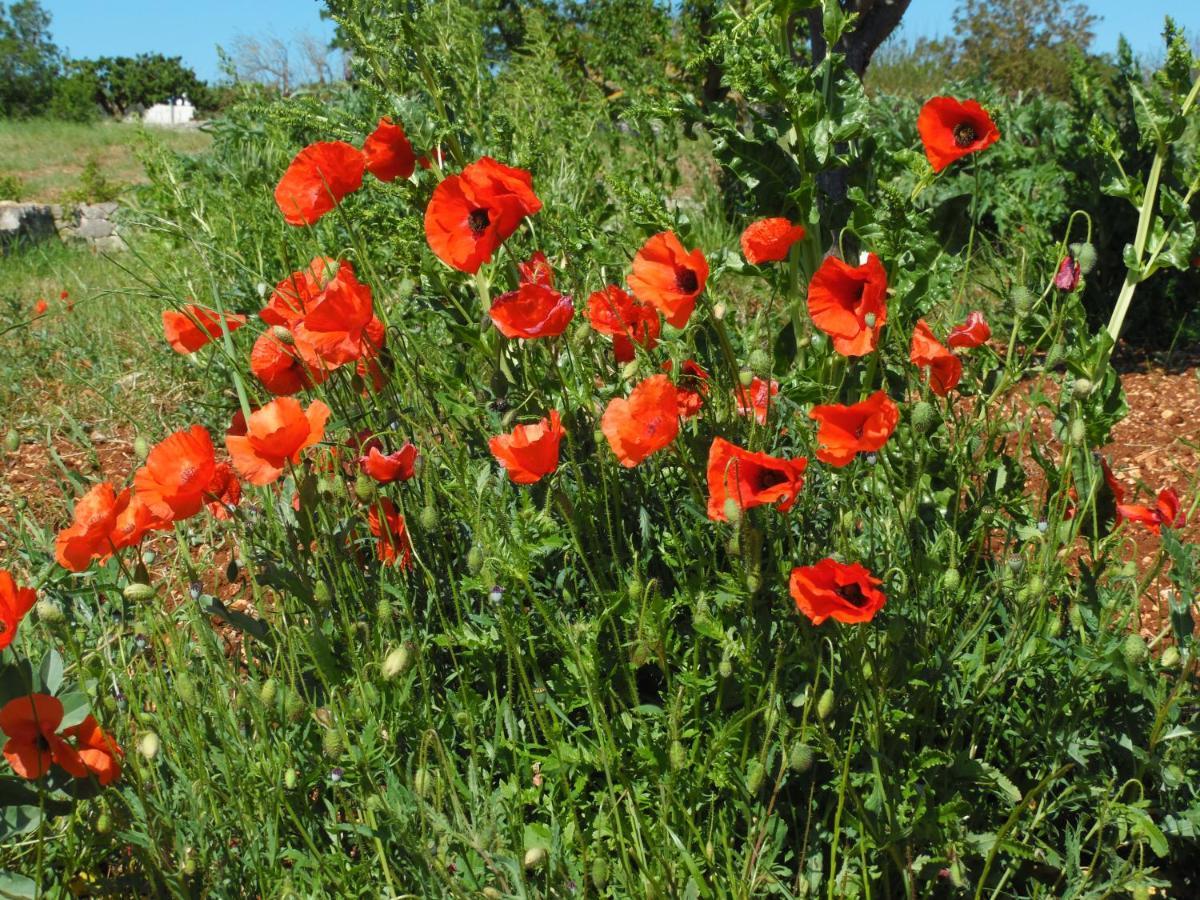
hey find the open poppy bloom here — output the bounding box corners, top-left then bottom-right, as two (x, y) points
(0, 570), (36, 651)
(488, 283), (574, 339)
(740, 218), (805, 265)
(668, 359), (710, 419)
(33, 298), (48, 316)
(735, 377), (780, 425)
(261, 258), (339, 328)
(518, 251), (554, 288)
(1118, 487), (1187, 535)
(362, 116), (415, 182)
(251, 330), (326, 396)
(63, 715), (122, 785)
(424, 156), (542, 274)
(205, 463), (242, 520)
(790, 558), (887, 625)
(946, 311), (991, 349)
(910, 320), (963, 396)
(275, 141), (366, 226)
(0, 694), (81, 780)
(706, 438), (807, 521)
(917, 97), (1000, 172)
(809, 390), (900, 467)
(369, 499), (413, 569)
(162, 304), (247, 354)
(601, 375), (681, 467)
(226, 398), (331, 486)
(489, 410), (565, 484)
(360, 443), (419, 484)
(292, 262), (382, 369)
(807, 254), (888, 357)
(587, 285), (661, 362)
(133, 426), (219, 522)
(55, 482), (125, 571)
(109, 493), (170, 552)
(627, 232), (708, 329)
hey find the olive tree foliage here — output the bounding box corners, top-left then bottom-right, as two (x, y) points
(0, 0), (59, 117)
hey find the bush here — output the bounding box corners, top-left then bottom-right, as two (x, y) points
(0, 171), (21, 200)
(47, 71), (99, 122)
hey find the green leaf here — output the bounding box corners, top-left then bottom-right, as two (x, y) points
(58, 691), (90, 730)
(0, 871), (37, 900)
(39, 650), (63, 697)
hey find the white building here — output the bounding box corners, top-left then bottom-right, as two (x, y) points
(143, 96), (196, 127)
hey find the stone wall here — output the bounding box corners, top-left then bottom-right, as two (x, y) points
(0, 200), (126, 253)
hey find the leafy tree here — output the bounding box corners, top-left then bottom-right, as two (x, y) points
(0, 0), (60, 117)
(68, 54), (211, 117)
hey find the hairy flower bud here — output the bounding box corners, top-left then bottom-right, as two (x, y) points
(382, 644), (414, 680)
(817, 688), (835, 721)
(910, 401), (935, 434)
(1069, 241), (1098, 274)
(137, 731), (160, 761)
(1071, 378), (1093, 399)
(123, 582), (156, 603)
(1122, 633), (1149, 668)
(523, 846), (548, 871)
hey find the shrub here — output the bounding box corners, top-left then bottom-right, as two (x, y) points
(0, 171), (21, 200)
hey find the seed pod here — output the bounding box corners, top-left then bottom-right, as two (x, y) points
(745, 759), (765, 794)
(419, 505), (439, 530)
(259, 678), (277, 707)
(789, 742), (814, 773)
(941, 568), (961, 592)
(467, 545), (485, 574)
(137, 732), (160, 760)
(816, 688), (835, 721)
(322, 727), (345, 758)
(284, 767), (298, 789)
(3, 429), (18, 453)
(722, 498), (742, 524)
(133, 436), (150, 460)
(1122, 633), (1149, 667)
(1069, 241), (1098, 274)
(36, 599), (64, 624)
(669, 740), (686, 771)
(122, 582), (156, 603)
(141, 549), (157, 566)
(718, 654), (733, 679)
(591, 857), (610, 890)
(910, 401), (935, 433)
(270, 325), (294, 344)
(523, 846), (548, 871)
(1071, 377), (1093, 399)
(1161, 645), (1181, 668)
(382, 644), (414, 680)
(354, 473), (376, 502)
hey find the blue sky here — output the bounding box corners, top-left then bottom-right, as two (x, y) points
(40, 0), (1200, 84)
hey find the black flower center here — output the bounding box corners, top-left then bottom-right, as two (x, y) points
(953, 123), (978, 147)
(835, 582), (869, 607)
(468, 208), (491, 236)
(755, 467), (789, 491)
(675, 267), (698, 294)
(35, 735), (50, 752)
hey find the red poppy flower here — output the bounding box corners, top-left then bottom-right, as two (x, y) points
(807, 254), (888, 357)
(1118, 487), (1187, 535)
(627, 232), (708, 329)
(274, 141), (365, 226)
(917, 97), (1000, 173)
(424, 156), (542, 274)
(946, 311), (991, 349)
(205, 463), (242, 520)
(1055, 256), (1081, 292)
(61, 289), (71, 312)
(250, 330), (325, 396)
(808, 390), (900, 467)
(133, 426), (218, 522)
(669, 359), (710, 418)
(735, 377), (779, 425)
(489, 410), (565, 484)
(790, 559), (887, 625)
(226, 398), (331, 486)
(162, 304), (247, 354)
(108, 493), (170, 552)
(518, 251), (554, 287)
(33, 299), (48, 316)
(488, 283), (574, 339)
(910, 320), (963, 396)
(63, 715), (122, 786)
(0, 694), (81, 780)
(601, 374), (680, 467)
(360, 443), (419, 484)
(0, 571), (36, 652)
(292, 262), (381, 368)
(706, 438), (807, 521)
(369, 499), (413, 569)
(261, 258), (338, 328)
(55, 482), (125, 571)
(362, 116), (415, 182)
(587, 285), (661, 362)
(740, 218), (806, 265)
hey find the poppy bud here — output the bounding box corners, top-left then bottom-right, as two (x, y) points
(284, 689), (305, 722)
(382, 644), (414, 680)
(669, 739), (686, 770)
(270, 325), (294, 344)
(3, 428), (18, 453)
(1161, 645), (1181, 668)
(259, 678), (278, 706)
(331, 476), (348, 500)
(572, 322), (591, 346)
(134, 435), (150, 460)
(816, 688), (835, 721)
(36, 599), (65, 624)
(482, 889), (503, 900)
(722, 498), (742, 524)
(910, 401), (935, 433)
(524, 846), (548, 871)
(738, 368), (754, 388)
(419, 505), (439, 530)
(96, 812), (113, 835)
(141, 549), (156, 566)
(620, 360), (640, 382)
(313, 582), (331, 606)
(796, 335), (811, 349)
(745, 759), (765, 794)
(1027, 575), (1044, 597)
(123, 582), (156, 603)
(1068, 604), (1083, 630)
(1045, 614), (1063, 639)
(627, 576), (643, 601)
(941, 568), (960, 592)
(376, 597), (392, 621)
(748, 349), (771, 372)
(1068, 418), (1085, 446)
(137, 731), (160, 760)
(745, 572), (761, 594)
(284, 767), (298, 789)
(1011, 286), (1034, 315)
(182, 856), (197, 878)
(725, 534), (740, 556)
(322, 727), (345, 758)
(354, 473), (376, 502)
(718, 654), (733, 678)
(949, 860), (966, 889)
(591, 858), (610, 890)
(467, 545), (484, 574)
(712, 302), (727, 320)
(412, 768), (434, 797)
(789, 742), (814, 773)
(1122, 633), (1149, 667)
(1071, 378), (1092, 399)
(316, 477), (334, 495)
(1069, 241), (1098, 274)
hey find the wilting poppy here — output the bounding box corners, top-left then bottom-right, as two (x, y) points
(740, 218), (805, 265)
(706, 438), (807, 521)
(162, 304), (247, 354)
(205, 463), (242, 520)
(63, 716), (122, 786)
(518, 251), (554, 287)
(587, 285), (661, 362)
(946, 311), (991, 349)
(601, 374), (680, 467)
(790, 558), (887, 625)
(55, 482), (124, 572)
(1118, 487), (1187, 535)
(226, 398), (331, 486)
(133, 426), (218, 522)
(808, 390), (900, 467)
(1055, 256), (1081, 292)
(0, 694), (80, 780)
(360, 443), (419, 484)
(251, 330), (324, 396)
(109, 493), (170, 552)
(362, 116), (415, 182)
(424, 157), (542, 274)
(669, 359), (710, 419)
(489, 283), (574, 339)
(910, 320), (963, 396)
(735, 377), (780, 425)
(917, 97), (1000, 173)
(0, 571), (36, 651)
(369, 499), (413, 569)
(489, 410), (565, 484)
(627, 232), (708, 329)
(275, 141), (366, 226)
(261, 258), (338, 328)
(292, 262), (381, 368)
(807, 254), (888, 357)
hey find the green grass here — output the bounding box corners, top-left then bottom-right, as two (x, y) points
(0, 119), (211, 203)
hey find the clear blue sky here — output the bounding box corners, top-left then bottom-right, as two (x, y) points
(39, 0), (1200, 84)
